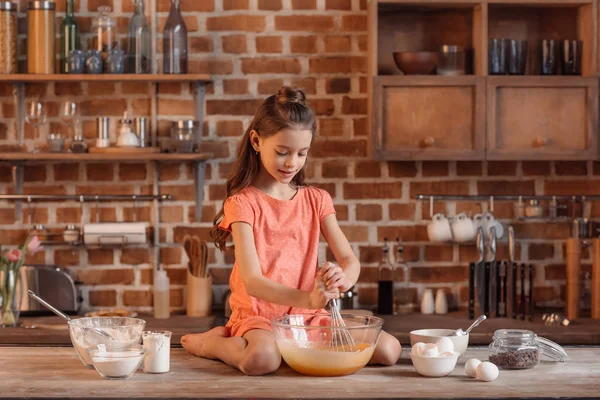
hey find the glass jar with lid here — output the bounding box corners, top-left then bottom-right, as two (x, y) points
(92, 6), (117, 64)
(488, 329), (567, 370)
(28, 1), (56, 74)
(0, 2), (17, 74)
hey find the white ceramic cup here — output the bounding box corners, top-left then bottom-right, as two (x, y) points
(450, 212), (476, 242)
(427, 213), (453, 242)
(483, 212), (504, 240)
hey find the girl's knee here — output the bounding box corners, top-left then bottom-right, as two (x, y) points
(239, 346), (281, 376)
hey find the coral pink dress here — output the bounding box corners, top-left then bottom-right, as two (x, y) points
(218, 185), (335, 337)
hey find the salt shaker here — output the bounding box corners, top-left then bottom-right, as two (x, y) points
(434, 288), (448, 314)
(142, 330), (172, 373)
(420, 289), (434, 314)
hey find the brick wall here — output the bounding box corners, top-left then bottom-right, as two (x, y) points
(0, 0), (595, 314)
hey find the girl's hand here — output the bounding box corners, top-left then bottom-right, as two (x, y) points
(319, 261), (350, 292)
(309, 276), (339, 309)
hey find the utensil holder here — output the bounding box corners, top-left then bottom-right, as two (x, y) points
(186, 271), (212, 317)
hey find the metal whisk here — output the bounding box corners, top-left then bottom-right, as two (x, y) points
(328, 297), (357, 352)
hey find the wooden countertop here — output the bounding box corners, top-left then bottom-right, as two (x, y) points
(1, 347), (598, 399)
(3, 312), (600, 346)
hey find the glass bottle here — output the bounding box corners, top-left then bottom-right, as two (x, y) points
(92, 6), (117, 64)
(393, 237), (412, 315)
(60, 0), (79, 73)
(163, 0), (188, 74)
(127, 0), (151, 74)
(377, 237), (394, 315)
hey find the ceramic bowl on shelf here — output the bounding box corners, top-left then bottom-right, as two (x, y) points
(393, 52), (439, 75)
(410, 351), (460, 377)
(68, 317), (146, 368)
(271, 313), (383, 377)
(410, 329), (469, 358)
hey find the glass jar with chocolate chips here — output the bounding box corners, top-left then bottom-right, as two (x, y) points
(488, 329), (568, 370)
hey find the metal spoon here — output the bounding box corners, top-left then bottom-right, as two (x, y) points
(447, 314), (487, 337)
(27, 290), (114, 340)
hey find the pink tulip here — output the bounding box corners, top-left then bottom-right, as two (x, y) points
(7, 249), (22, 263)
(27, 236), (43, 254)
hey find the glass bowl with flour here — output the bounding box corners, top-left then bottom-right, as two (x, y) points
(68, 317), (146, 368)
(86, 343), (147, 380)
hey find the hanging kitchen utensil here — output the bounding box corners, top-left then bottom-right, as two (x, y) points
(200, 240), (209, 278)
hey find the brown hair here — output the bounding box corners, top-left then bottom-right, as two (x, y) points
(210, 86), (317, 252)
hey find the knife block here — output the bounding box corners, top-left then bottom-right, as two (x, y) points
(186, 271), (213, 317)
(566, 238), (581, 320)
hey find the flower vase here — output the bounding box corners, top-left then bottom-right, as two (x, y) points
(0, 268), (21, 327)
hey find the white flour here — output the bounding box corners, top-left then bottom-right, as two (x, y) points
(142, 332), (171, 373)
(91, 352), (144, 378)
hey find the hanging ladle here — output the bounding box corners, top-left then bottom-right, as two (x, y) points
(27, 290), (114, 340)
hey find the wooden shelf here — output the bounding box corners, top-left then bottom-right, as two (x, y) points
(0, 152), (212, 162)
(0, 74), (211, 83)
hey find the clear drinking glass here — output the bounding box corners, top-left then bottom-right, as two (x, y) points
(25, 99), (47, 152)
(163, 0), (188, 74)
(127, 0), (151, 74)
(60, 100), (80, 138)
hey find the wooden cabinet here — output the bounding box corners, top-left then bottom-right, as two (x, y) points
(487, 76), (598, 160)
(372, 76), (485, 160)
(368, 0), (600, 161)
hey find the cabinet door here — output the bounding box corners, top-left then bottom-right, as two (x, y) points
(372, 76), (485, 160)
(487, 77), (599, 160)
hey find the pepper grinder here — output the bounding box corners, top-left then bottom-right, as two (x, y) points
(421, 289), (434, 314)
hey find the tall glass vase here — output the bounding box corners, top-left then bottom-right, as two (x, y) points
(127, 0), (151, 74)
(163, 0), (188, 74)
(0, 268), (21, 327)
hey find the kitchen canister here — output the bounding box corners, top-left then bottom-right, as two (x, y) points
(0, 1), (17, 74)
(27, 1), (55, 74)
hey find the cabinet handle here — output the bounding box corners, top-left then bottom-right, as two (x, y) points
(421, 137), (436, 148)
(532, 137), (550, 148)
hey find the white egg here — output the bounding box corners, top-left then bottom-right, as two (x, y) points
(422, 343), (439, 357)
(440, 351), (454, 357)
(465, 358), (481, 378)
(435, 337), (455, 354)
(476, 361), (499, 382)
(411, 342), (427, 356)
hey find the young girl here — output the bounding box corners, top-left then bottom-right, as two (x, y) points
(181, 86), (402, 375)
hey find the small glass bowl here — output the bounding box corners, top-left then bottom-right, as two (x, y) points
(86, 343), (146, 380)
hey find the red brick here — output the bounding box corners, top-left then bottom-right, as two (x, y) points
(221, 35), (247, 53)
(258, 79), (284, 95)
(209, 184), (227, 202)
(159, 164), (182, 181)
(207, 99), (263, 116)
(326, 0), (351, 9)
(388, 162), (417, 177)
(292, 0), (316, 9)
(555, 161), (588, 176)
(54, 249), (80, 266)
(223, 79), (249, 95)
(353, 118), (367, 137)
(275, 16), (335, 32)
(156, 0), (215, 11)
(0, 208), (16, 224)
(411, 266), (468, 283)
(54, 83), (84, 96)
(87, 249), (114, 265)
(422, 161), (448, 177)
(77, 268), (134, 285)
(241, 58), (301, 74)
(161, 206), (184, 223)
(88, 82), (115, 95)
(355, 161), (381, 178)
(56, 207), (81, 224)
(207, 16), (265, 32)
(318, 118), (344, 137)
(522, 161), (551, 176)
(189, 59), (234, 74)
(190, 37), (213, 53)
(86, 164), (115, 181)
(310, 99), (336, 116)
(389, 203), (416, 220)
(122, 82), (150, 94)
(123, 206), (151, 223)
(256, 36), (283, 53)
(88, 0), (113, 12)
(513, 222), (570, 240)
(161, 247), (182, 265)
(326, 78), (351, 94)
(487, 161), (517, 176)
(291, 78), (317, 94)
(340, 226), (369, 242)
(123, 290), (152, 307)
(478, 180), (535, 196)
(120, 249), (150, 265)
(334, 204), (348, 221)
(197, 141), (230, 158)
(424, 245), (454, 262)
(24, 165), (46, 182)
(312, 183), (336, 198)
(258, 0), (281, 10)
(322, 160), (347, 178)
(410, 181), (469, 197)
(356, 204), (382, 221)
(216, 120), (244, 137)
(324, 35), (352, 53)
(344, 182), (402, 199)
(223, 0), (249, 9)
(165, 267), (187, 285)
(309, 56), (367, 73)
(528, 243), (555, 260)
(89, 290), (117, 307)
(341, 15), (367, 31)
(118, 163), (147, 181)
(290, 36), (318, 54)
(188, 205), (217, 224)
(545, 180), (600, 195)
(311, 139), (367, 157)
(533, 286), (560, 303)
(160, 185), (195, 201)
(89, 207), (117, 223)
(170, 288), (184, 307)
(456, 161), (482, 176)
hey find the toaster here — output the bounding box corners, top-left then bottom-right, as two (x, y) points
(16, 265), (82, 316)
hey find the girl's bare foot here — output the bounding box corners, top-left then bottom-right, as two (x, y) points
(181, 326), (227, 359)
